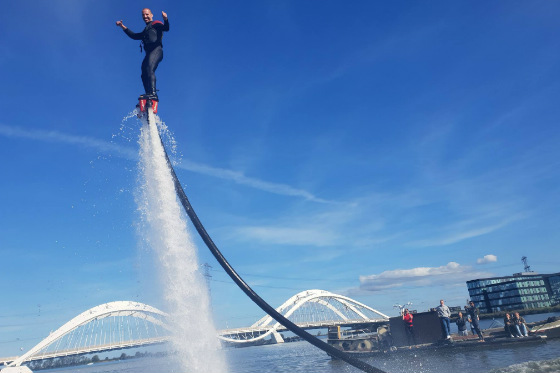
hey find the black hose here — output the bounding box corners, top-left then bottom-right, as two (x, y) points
(147, 109), (386, 373)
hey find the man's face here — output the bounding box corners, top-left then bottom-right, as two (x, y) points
(142, 9), (153, 23)
(440, 300), (444, 306)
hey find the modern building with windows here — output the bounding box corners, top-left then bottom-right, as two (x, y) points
(466, 272), (560, 313)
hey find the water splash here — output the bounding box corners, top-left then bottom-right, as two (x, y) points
(135, 112), (228, 373)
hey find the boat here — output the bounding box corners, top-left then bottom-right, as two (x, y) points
(529, 316), (560, 338)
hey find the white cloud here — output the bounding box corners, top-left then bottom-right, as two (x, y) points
(476, 254), (498, 264)
(359, 262), (492, 292)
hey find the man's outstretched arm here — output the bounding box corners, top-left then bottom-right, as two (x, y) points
(116, 20), (143, 40)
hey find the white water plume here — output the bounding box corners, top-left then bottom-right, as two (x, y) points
(135, 110), (228, 373)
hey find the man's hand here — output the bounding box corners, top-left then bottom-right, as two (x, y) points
(116, 20), (126, 30)
(162, 11), (168, 20)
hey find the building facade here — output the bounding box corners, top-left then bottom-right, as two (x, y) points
(466, 272), (560, 313)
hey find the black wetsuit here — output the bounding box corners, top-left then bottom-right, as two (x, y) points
(124, 19), (170, 96)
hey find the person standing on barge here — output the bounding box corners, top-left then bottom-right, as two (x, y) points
(402, 309), (417, 346)
(436, 299), (452, 340)
(465, 301), (485, 342)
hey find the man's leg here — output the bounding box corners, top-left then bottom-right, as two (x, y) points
(520, 324), (529, 337)
(505, 325), (514, 337)
(405, 327), (412, 345)
(473, 323), (484, 340)
(141, 56), (151, 94)
(146, 47), (163, 97)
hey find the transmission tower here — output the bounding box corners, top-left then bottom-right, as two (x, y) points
(521, 256), (532, 273)
(202, 262), (213, 297)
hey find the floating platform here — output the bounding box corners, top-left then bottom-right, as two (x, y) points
(327, 311), (557, 359)
(336, 334), (548, 358)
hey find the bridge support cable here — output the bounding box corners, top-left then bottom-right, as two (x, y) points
(146, 109), (387, 373)
(53, 331), (63, 356)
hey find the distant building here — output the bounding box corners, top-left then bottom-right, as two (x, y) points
(466, 272), (560, 313)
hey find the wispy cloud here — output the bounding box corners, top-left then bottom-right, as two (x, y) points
(407, 216), (520, 247)
(225, 203), (388, 249)
(0, 124), (329, 202)
(358, 262), (492, 292)
(177, 159), (332, 203)
(0, 124), (137, 159)
(233, 225), (339, 247)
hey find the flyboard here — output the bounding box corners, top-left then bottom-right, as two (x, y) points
(137, 95), (159, 115)
(137, 98), (386, 373)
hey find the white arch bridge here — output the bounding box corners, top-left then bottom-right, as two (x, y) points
(4, 301), (170, 370)
(4, 290), (388, 369)
(218, 289), (389, 344)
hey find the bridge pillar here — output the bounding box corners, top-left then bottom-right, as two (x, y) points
(271, 330), (284, 344)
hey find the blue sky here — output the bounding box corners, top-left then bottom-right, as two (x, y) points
(2, 0), (560, 357)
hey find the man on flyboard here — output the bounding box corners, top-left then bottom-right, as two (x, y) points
(116, 9), (169, 100)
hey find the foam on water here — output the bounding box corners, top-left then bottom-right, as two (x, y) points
(135, 110), (228, 373)
(489, 357), (560, 373)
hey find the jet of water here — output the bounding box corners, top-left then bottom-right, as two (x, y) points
(136, 111), (228, 373)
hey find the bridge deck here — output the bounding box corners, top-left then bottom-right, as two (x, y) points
(219, 319), (388, 337)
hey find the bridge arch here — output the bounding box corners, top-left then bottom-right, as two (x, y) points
(219, 290), (389, 343)
(9, 301), (169, 367)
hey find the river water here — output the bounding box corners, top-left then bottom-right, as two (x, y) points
(35, 312), (560, 373)
(34, 338), (560, 373)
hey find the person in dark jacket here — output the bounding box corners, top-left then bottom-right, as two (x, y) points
(504, 313), (522, 338)
(513, 312), (529, 337)
(116, 9), (169, 99)
(465, 301), (485, 342)
(455, 311), (468, 336)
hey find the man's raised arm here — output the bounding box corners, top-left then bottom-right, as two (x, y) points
(161, 11), (170, 31)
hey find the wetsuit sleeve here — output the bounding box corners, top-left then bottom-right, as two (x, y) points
(163, 19), (169, 31)
(124, 28), (143, 40)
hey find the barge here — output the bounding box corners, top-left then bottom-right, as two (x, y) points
(327, 312), (557, 358)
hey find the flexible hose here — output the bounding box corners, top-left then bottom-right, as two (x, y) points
(147, 108), (386, 373)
